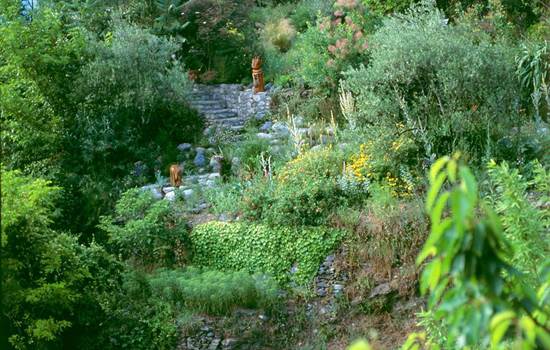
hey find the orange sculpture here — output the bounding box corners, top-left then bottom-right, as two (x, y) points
(169, 164), (182, 187)
(252, 56), (265, 94)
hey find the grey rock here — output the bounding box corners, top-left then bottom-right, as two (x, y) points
(293, 115), (305, 127)
(222, 338), (238, 349)
(259, 314), (269, 321)
(194, 148), (207, 167)
(265, 82), (273, 91)
(310, 145), (323, 152)
(259, 121), (273, 131)
(256, 132), (273, 140)
(182, 189), (194, 198)
(209, 338), (221, 350)
(164, 191), (176, 201)
(369, 282), (392, 298)
(271, 122), (289, 136)
(177, 143), (192, 152)
(208, 173), (221, 180)
(141, 185), (162, 200)
(162, 186), (175, 194)
(333, 284), (344, 294)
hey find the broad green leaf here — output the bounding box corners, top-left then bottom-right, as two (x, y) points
(490, 311), (515, 347)
(426, 172), (447, 212)
(430, 156), (449, 184)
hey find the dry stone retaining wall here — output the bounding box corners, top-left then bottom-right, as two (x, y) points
(188, 84), (271, 131)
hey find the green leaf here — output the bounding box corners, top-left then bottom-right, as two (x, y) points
(490, 311), (515, 347)
(430, 156), (449, 184)
(426, 172), (448, 212)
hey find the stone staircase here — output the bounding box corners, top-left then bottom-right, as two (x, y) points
(188, 84), (272, 132)
(188, 84), (247, 132)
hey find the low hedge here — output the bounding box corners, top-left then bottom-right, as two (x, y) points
(190, 221), (344, 285)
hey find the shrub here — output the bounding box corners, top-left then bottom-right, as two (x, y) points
(203, 181), (244, 215)
(190, 221), (344, 285)
(413, 155), (550, 349)
(66, 19), (202, 236)
(343, 3), (521, 164)
(75, 19), (202, 170)
(487, 160), (549, 280)
(0, 3), (86, 177)
(243, 146), (349, 226)
(97, 270), (179, 350)
(99, 188), (189, 267)
(262, 18), (297, 52)
(345, 126), (420, 198)
(335, 187), (428, 301)
(232, 133), (273, 175)
(1, 169), (122, 350)
(149, 268), (279, 315)
(179, 0), (257, 83)
(285, 2), (373, 93)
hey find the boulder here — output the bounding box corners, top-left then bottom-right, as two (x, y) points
(256, 132), (273, 140)
(209, 155), (224, 173)
(259, 121), (273, 132)
(164, 191), (176, 201)
(177, 143), (192, 152)
(271, 122), (289, 136)
(194, 147), (207, 167)
(141, 185), (162, 200)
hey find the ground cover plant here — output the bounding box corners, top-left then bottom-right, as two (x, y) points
(190, 221), (344, 285)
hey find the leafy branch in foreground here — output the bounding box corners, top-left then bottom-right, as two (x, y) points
(403, 155), (549, 349)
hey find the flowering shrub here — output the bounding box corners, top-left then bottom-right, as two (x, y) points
(281, 0), (375, 93)
(346, 126), (418, 197)
(242, 146), (349, 226)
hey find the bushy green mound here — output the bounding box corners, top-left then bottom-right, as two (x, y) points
(149, 268), (279, 315)
(190, 222), (344, 285)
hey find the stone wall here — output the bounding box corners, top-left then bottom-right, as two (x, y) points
(188, 84), (271, 131)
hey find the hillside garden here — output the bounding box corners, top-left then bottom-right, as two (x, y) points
(1, 0), (549, 349)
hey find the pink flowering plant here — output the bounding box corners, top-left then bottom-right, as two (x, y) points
(285, 0), (374, 92)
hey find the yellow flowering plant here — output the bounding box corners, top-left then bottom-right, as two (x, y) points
(346, 124), (419, 197)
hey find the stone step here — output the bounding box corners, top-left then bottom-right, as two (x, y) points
(218, 117), (247, 126)
(189, 100), (227, 107)
(201, 108), (238, 115)
(203, 111), (238, 120)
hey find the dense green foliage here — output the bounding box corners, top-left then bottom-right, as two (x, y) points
(487, 160), (549, 280)
(191, 221), (344, 284)
(149, 268), (279, 315)
(410, 156), (550, 349)
(343, 4), (521, 163)
(243, 147), (351, 226)
(1, 170), (122, 349)
(100, 188), (189, 267)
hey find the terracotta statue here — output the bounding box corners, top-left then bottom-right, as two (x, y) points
(169, 164), (182, 187)
(252, 56), (265, 94)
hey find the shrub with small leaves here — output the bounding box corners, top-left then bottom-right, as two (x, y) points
(100, 188), (189, 267)
(190, 221), (344, 285)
